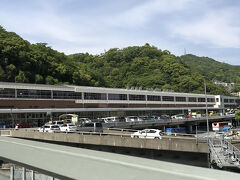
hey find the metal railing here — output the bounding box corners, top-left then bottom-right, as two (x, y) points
(103, 115), (234, 128)
(208, 134), (240, 169)
(208, 138), (224, 168)
(220, 137), (240, 166)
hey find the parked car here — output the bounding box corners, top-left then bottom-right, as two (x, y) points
(103, 116), (126, 123)
(52, 121), (64, 126)
(0, 123), (13, 128)
(159, 115), (170, 119)
(78, 118), (92, 124)
(60, 123), (77, 132)
(149, 116), (159, 120)
(138, 116), (149, 121)
(38, 124), (60, 133)
(77, 122), (103, 133)
(125, 116), (139, 122)
(131, 129), (162, 139)
(171, 114), (185, 119)
(15, 122), (32, 128)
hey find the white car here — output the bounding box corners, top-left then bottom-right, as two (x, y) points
(125, 116), (139, 122)
(60, 124), (77, 132)
(171, 114), (185, 119)
(131, 129), (162, 139)
(38, 124), (60, 133)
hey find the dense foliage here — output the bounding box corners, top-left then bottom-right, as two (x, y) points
(181, 54), (240, 92)
(0, 26), (231, 95)
(70, 46), (230, 95)
(235, 110), (240, 122)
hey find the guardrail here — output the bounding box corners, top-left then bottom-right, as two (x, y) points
(15, 128), (198, 140)
(103, 115), (234, 128)
(209, 139), (224, 168)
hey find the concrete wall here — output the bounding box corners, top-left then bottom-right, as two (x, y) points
(11, 130), (208, 153)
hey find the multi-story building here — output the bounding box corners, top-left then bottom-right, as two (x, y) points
(0, 82), (239, 126)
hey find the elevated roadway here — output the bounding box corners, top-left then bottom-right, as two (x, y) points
(11, 130), (208, 153)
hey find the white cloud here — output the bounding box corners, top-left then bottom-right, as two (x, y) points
(107, 0), (193, 28)
(170, 9), (240, 48)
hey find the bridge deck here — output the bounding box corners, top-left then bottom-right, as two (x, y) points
(1, 136), (240, 180)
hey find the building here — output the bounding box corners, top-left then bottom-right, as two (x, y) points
(0, 82), (239, 126)
(214, 80), (235, 92)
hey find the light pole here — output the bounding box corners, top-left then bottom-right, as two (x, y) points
(204, 78), (209, 140)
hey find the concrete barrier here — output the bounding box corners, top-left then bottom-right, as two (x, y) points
(0, 130), (11, 136)
(11, 130), (208, 153)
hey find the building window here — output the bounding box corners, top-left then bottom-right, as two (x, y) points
(162, 96), (174, 101)
(207, 98), (215, 102)
(229, 99), (234, 103)
(84, 93), (107, 100)
(17, 89), (51, 99)
(224, 99), (228, 103)
(129, 94), (146, 101)
(216, 98), (219, 102)
(176, 97), (186, 102)
(53, 91), (81, 99)
(0, 88), (15, 98)
(198, 98), (206, 102)
(108, 94), (127, 100)
(147, 95), (161, 101)
(188, 97), (197, 102)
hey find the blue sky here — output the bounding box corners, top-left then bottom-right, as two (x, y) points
(1, 0), (240, 65)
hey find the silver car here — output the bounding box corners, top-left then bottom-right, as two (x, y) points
(77, 122), (103, 133)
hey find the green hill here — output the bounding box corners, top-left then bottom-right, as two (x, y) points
(0, 26), (230, 95)
(181, 54), (240, 83)
(181, 54), (240, 92)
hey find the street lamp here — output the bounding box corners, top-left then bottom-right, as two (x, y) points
(204, 78), (209, 140)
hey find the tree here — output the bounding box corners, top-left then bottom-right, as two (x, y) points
(45, 76), (58, 85)
(15, 71), (28, 83)
(35, 74), (44, 83)
(235, 110), (240, 126)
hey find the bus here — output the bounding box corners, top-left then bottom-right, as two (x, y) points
(212, 121), (232, 131)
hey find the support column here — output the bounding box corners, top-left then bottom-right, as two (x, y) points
(22, 167), (26, 180)
(31, 170), (35, 180)
(10, 166), (14, 180)
(188, 125), (193, 133)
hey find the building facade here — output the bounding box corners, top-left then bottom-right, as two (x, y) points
(0, 82), (239, 126)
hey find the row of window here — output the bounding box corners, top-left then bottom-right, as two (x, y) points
(224, 99), (239, 103)
(0, 88), (223, 103)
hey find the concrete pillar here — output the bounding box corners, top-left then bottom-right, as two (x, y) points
(188, 125), (193, 133)
(31, 170), (35, 180)
(10, 166), (14, 180)
(22, 167), (26, 180)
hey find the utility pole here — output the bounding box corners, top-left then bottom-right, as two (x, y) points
(204, 78), (209, 140)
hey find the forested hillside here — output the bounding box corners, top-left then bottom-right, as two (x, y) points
(0, 26), (230, 95)
(181, 54), (240, 92)
(70, 47), (230, 95)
